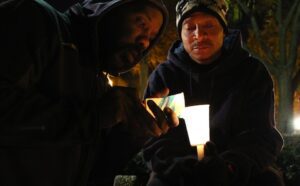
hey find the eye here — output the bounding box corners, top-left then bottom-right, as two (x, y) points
(184, 24), (196, 31)
(136, 16), (147, 29)
(203, 23), (214, 29)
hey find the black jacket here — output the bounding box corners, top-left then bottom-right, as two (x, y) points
(144, 30), (283, 185)
(0, 0), (167, 185)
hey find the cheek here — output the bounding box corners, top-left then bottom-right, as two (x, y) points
(119, 26), (139, 44)
(181, 32), (193, 47)
(182, 38), (193, 54)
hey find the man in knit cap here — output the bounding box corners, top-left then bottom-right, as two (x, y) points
(143, 0), (284, 185)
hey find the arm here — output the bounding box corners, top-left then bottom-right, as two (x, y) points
(217, 59), (283, 184)
(229, 60), (282, 161)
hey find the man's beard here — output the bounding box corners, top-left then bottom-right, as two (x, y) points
(103, 44), (145, 75)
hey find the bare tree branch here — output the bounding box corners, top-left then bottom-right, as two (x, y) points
(289, 0), (300, 74)
(292, 68), (300, 92)
(235, 0), (278, 65)
(275, 0), (282, 25)
(283, 0), (299, 28)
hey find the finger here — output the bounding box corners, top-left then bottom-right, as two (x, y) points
(151, 88), (170, 98)
(163, 107), (179, 127)
(204, 141), (218, 157)
(135, 102), (164, 137)
(147, 100), (169, 134)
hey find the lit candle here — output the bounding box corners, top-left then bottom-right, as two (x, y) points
(196, 144), (205, 160)
(181, 105), (210, 160)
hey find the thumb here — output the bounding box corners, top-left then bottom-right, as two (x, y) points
(204, 141), (218, 157)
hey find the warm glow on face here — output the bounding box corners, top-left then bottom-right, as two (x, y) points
(181, 12), (224, 64)
(181, 105), (210, 146)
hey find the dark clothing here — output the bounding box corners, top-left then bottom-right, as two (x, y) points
(0, 0), (167, 186)
(144, 30), (283, 185)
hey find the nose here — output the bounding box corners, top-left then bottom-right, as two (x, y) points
(194, 26), (207, 40)
(137, 36), (150, 50)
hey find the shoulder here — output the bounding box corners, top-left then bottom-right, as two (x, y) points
(244, 56), (273, 88)
(0, 0), (67, 81)
(247, 56), (271, 78)
(148, 60), (181, 84)
(2, 0), (67, 36)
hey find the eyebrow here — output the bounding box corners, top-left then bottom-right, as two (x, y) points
(183, 18), (216, 25)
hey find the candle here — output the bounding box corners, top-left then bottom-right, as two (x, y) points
(181, 105), (210, 160)
(196, 144), (204, 160)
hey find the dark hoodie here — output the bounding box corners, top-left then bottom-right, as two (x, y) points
(144, 30), (283, 185)
(0, 0), (167, 186)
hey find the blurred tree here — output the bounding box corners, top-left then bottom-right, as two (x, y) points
(233, 0), (300, 134)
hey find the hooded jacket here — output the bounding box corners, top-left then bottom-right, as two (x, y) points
(144, 30), (283, 185)
(0, 0), (167, 186)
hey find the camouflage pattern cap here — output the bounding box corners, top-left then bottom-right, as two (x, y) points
(176, 0), (228, 35)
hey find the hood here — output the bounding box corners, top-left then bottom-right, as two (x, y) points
(65, 0), (168, 71)
(167, 29), (249, 76)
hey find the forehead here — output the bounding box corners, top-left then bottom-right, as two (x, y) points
(183, 11), (219, 24)
(127, 4), (163, 31)
(128, 4), (163, 21)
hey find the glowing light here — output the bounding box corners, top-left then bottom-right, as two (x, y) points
(293, 117), (300, 131)
(107, 76), (113, 87)
(181, 104), (209, 160)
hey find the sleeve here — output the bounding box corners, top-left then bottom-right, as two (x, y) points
(0, 0), (96, 145)
(220, 59), (284, 183)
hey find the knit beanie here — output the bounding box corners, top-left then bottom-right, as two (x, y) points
(176, 0), (228, 36)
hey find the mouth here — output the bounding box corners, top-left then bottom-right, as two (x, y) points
(114, 50), (141, 73)
(192, 41), (212, 50)
(193, 44), (211, 49)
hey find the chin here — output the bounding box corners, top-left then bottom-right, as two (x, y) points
(104, 57), (138, 76)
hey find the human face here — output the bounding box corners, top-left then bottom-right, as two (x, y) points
(103, 5), (163, 75)
(181, 12), (225, 65)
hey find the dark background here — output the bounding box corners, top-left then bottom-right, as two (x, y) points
(45, 0), (81, 12)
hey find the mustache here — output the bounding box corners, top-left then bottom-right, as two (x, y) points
(191, 40), (213, 48)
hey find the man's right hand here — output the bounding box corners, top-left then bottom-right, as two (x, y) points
(146, 87), (179, 134)
(99, 86), (178, 138)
